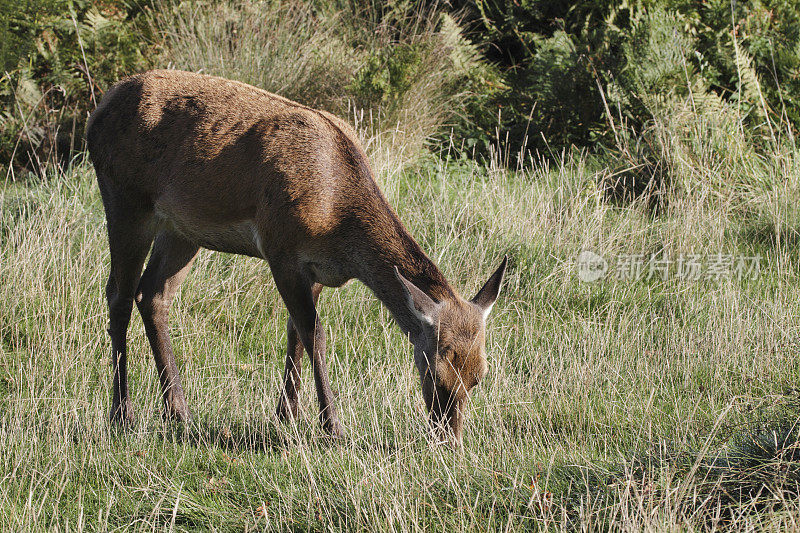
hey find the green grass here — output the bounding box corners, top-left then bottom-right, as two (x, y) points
(1, 150), (799, 531)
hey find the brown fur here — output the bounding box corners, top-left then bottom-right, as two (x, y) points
(87, 70), (506, 445)
(434, 300), (489, 396)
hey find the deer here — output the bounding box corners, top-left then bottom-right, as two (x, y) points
(86, 70), (507, 446)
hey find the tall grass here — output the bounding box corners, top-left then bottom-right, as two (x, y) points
(1, 1), (799, 530)
(1, 133), (799, 528)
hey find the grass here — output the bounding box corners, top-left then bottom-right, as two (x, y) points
(1, 144), (799, 530)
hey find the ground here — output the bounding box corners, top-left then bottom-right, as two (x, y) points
(0, 153), (798, 530)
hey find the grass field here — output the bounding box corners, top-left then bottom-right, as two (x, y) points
(1, 149), (799, 530)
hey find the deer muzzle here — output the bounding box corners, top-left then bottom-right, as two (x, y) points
(422, 373), (464, 446)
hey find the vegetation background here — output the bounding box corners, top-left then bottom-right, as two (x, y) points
(1, 0), (799, 530)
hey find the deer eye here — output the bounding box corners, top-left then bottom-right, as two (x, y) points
(437, 345), (453, 360)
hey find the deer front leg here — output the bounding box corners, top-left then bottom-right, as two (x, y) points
(276, 283), (322, 422)
(272, 271), (343, 437)
(275, 316), (304, 422)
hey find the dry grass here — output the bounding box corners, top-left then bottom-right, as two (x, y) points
(1, 136), (799, 529)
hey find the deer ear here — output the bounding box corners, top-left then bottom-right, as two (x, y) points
(394, 267), (438, 326)
(471, 256), (508, 319)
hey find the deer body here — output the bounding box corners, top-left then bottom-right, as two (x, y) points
(87, 70), (505, 444)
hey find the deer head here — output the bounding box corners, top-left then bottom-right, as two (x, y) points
(395, 256), (507, 446)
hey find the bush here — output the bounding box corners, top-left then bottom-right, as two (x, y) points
(0, 0), (153, 176)
(449, 0), (800, 166)
(5, 0), (799, 186)
(598, 8), (788, 208)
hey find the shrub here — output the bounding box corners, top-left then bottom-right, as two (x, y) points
(597, 8), (788, 208)
(449, 0), (800, 167)
(0, 0), (153, 176)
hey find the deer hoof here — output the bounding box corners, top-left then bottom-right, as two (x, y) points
(163, 404), (193, 424)
(276, 399), (300, 423)
(109, 400), (136, 427)
(324, 420), (346, 440)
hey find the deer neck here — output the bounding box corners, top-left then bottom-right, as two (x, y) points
(356, 212), (456, 338)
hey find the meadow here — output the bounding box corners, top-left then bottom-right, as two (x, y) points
(1, 140), (799, 529)
(3, 0), (800, 530)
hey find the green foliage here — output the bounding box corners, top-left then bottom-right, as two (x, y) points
(666, 0), (800, 127)
(0, 0), (152, 175)
(446, 0), (639, 158)
(5, 0), (800, 184)
(349, 44), (425, 106)
(343, 10), (505, 158)
(449, 0), (800, 169)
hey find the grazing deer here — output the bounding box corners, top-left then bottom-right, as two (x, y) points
(86, 70), (506, 445)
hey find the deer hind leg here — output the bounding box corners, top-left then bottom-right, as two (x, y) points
(103, 205), (156, 426)
(276, 283), (323, 422)
(271, 268), (343, 437)
(135, 231), (199, 422)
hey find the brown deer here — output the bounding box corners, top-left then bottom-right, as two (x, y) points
(86, 70), (506, 445)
